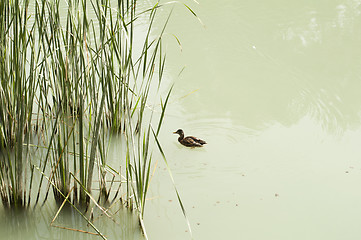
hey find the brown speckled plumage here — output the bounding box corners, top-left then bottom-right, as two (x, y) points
(173, 129), (206, 147)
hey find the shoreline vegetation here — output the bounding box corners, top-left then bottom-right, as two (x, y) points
(0, 0), (197, 238)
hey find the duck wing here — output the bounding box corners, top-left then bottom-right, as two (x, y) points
(188, 136), (207, 145)
(181, 136), (203, 147)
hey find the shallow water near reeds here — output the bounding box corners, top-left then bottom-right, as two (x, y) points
(0, 201), (144, 240)
(4, 0), (361, 239)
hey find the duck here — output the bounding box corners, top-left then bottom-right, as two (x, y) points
(173, 129), (207, 147)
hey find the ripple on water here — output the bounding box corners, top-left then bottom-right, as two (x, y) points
(181, 117), (260, 145)
(290, 80), (361, 136)
(168, 117), (260, 180)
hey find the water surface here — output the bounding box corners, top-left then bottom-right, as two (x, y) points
(144, 1), (361, 239)
(4, 0), (361, 239)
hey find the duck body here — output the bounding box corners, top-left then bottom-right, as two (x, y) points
(173, 129), (207, 147)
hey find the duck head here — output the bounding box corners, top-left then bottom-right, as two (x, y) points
(173, 129), (184, 141)
(173, 129), (184, 136)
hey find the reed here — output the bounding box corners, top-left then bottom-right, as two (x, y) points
(0, 0), (38, 208)
(0, 0), (170, 216)
(0, 0), (195, 236)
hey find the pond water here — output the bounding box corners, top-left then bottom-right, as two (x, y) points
(143, 0), (361, 239)
(3, 0), (361, 239)
(0, 202), (144, 240)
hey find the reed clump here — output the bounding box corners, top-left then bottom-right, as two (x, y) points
(0, 0), (175, 226)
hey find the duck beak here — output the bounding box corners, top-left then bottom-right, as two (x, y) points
(173, 131), (177, 134)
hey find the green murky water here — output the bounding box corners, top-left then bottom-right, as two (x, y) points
(3, 0), (361, 239)
(144, 1), (361, 239)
